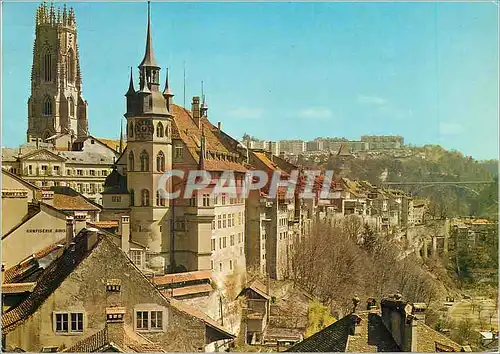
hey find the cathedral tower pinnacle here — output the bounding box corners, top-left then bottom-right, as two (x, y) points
(27, 2), (88, 144)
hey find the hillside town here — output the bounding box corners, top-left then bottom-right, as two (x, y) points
(1, 2), (498, 353)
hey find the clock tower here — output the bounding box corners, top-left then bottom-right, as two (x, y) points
(124, 2), (173, 271)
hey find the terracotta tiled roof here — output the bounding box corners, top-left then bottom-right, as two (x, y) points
(416, 320), (461, 352)
(1, 282), (36, 294)
(64, 325), (165, 353)
(3, 239), (64, 284)
(92, 220), (119, 229)
(161, 283), (213, 298)
(2, 232), (99, 333)
(203, 158), (247, 172)
(152, 270), (212, 286)
(170, 104), (246, 173)
(94, 137), (127, 152)
(52, 193), (101, 212)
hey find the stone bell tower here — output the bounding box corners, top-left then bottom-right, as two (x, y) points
(27, 2), (88, 144)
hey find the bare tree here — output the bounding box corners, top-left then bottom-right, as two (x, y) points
(342, 215), (363, 242)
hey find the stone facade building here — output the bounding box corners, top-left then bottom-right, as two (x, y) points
(1, 227), (235, 352)
(27, 2), (88, 146)
(103, 3), (248, 297)
(2, 143), (117, 205)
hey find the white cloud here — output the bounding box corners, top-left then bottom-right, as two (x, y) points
(439, 122), (464, 136)
(357, 95), (387, 106)
(227, 108), (263, 119)
(299, 107), (332, 119)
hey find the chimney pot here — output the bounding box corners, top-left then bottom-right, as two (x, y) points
(1, 262), (5, 285)
(66, 216), (75, 247)
(217, 121), (221, 131)
(192, 96), (201, 126)
(119, 216), (130, 254)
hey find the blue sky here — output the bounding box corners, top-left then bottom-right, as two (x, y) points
(2, 1), (499, 160)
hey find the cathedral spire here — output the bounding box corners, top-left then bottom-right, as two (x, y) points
(139, 1), (158, 68)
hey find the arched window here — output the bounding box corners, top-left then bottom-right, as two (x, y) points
(68, 96), (75, 117)
(130, 189), (135, 206)
(165, 124), (170, 138)
(156, 122), (164, 138)
(128, 151), (135, 171)
(156, 151), (165, 172)
(129, 122), (134, 138)
(155, 190), (166, 207)
(43, 97), (52, 116)
(140, 150), (149, 172)
(43, 51), (52, 82)
(66, 49), (75, 83)
(141, 189), (150, 206)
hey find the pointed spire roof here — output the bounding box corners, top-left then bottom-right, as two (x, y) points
(162, 67), (174, 96)
(139, 1), (158, 68)
(119, 121), (124, 153)
(126, 67), (135, 96)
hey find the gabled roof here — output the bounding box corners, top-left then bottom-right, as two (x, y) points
(2, 232), (99, 332)
(416, 320), (461, 352)
(2, 228), (235, 342)
(1, 168), (40, 192)
(18, 148), (66, 162)
(237, 279), (270, 300)
(49, 186), (102, 211)
(3, 239), (65, 284)
(287, 314), (352, 352)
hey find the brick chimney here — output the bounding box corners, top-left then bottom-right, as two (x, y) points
(105, 279), (125, 342)
(74, 211), (88, 235)
(106, 307), (126, 344)
(350, 313), (363, 335)
(66, 216), (75, 248)
(192, 96), (201, 127)
(119, 216), (130, 253)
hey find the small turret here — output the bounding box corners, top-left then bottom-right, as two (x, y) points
(63, 4), (67, 26)
(162, 68), (174, 111)
(126, 67), (135, 96)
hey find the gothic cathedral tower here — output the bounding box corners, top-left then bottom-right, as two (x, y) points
(27, 2), (88, 143)
(125, 2), (173, 270)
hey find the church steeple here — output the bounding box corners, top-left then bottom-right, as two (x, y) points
(138, 1), (160, 92)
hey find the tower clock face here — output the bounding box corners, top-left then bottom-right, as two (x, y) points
(135, 119), (154, 139)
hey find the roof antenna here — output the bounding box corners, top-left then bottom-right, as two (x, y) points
(183, 61), (186, 108)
